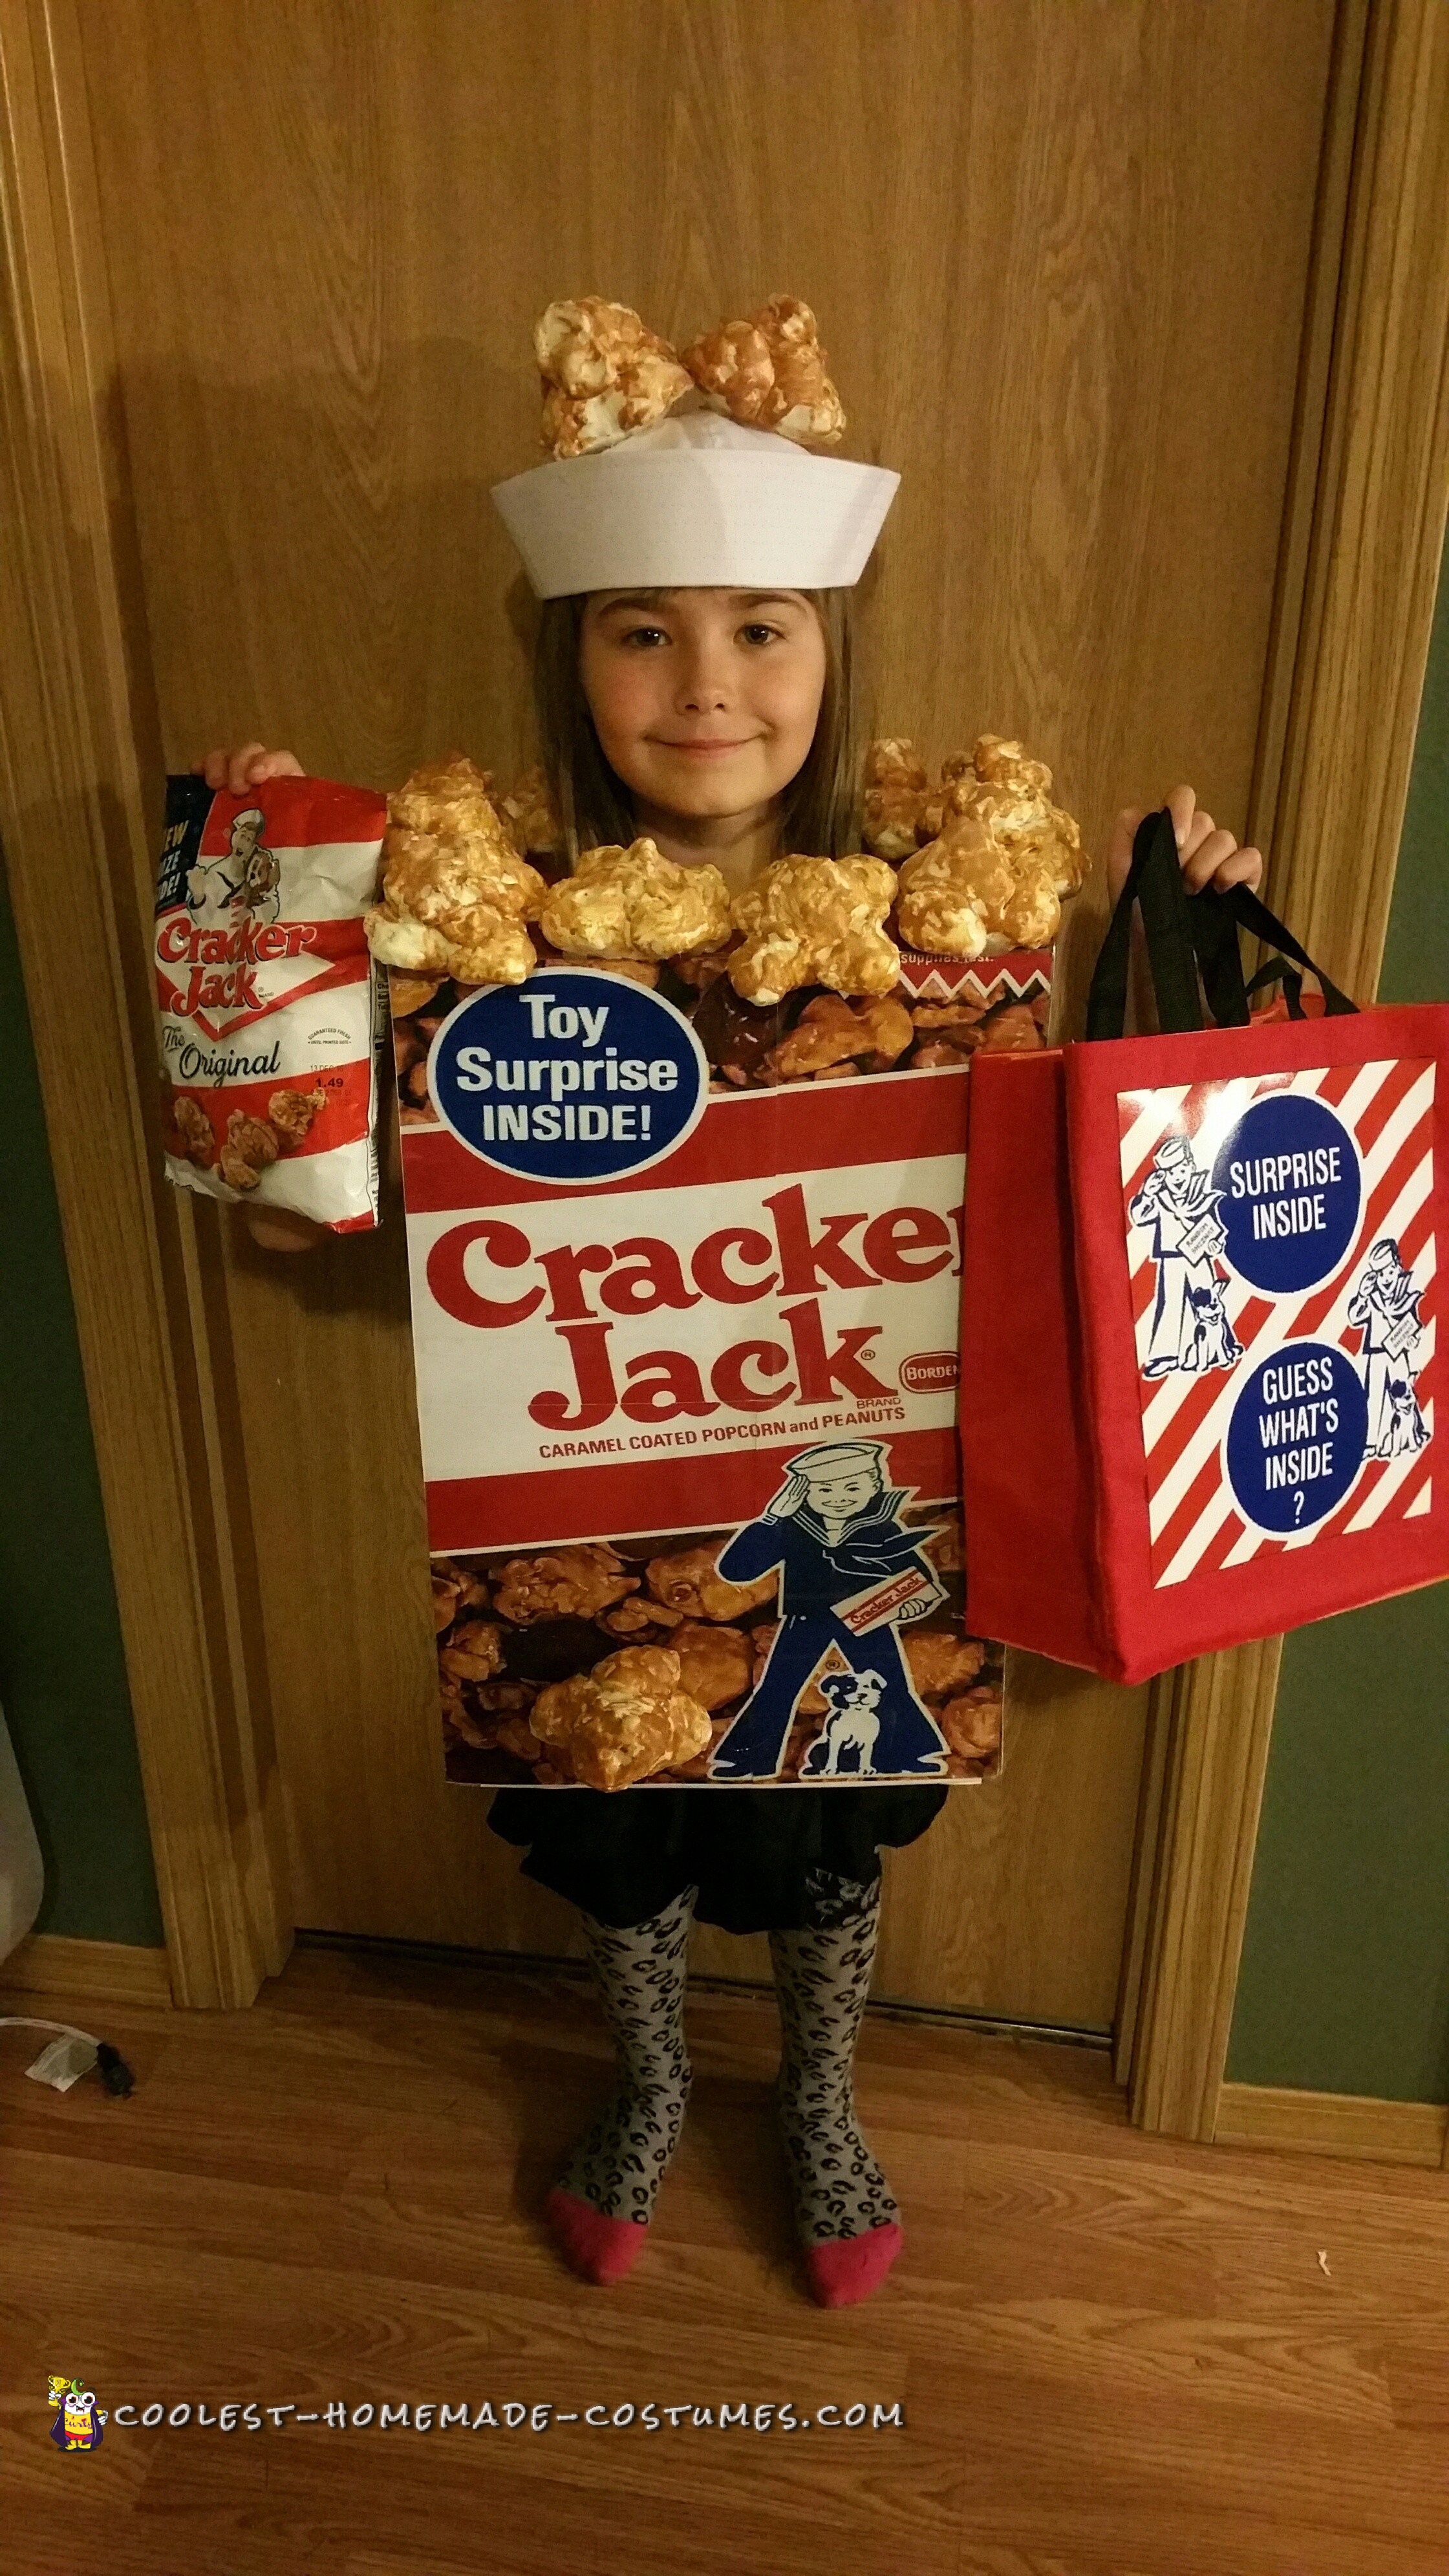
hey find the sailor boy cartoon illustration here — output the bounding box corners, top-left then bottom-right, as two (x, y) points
(1348, 1237), (1430, 1461)
(708, 1440), (950, 1782)
(185, 805), (281, 928)
(1130, 1132), (1243, 1379)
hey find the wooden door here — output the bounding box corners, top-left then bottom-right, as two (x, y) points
(66, 0), (1339, 2024)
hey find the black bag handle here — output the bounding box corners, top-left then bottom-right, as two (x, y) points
(1207, 879), (1357, 1018)
(1243, 958), (1305, 1020)
(1085, 808), (1357, 1040)
(1086, 809), (1203, 1037)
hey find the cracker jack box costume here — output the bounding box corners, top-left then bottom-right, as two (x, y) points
(391, 324), (1014, 1793)
(961, 811), (1449, 1684)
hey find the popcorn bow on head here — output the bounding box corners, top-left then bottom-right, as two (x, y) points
(534, 294), (846, 459)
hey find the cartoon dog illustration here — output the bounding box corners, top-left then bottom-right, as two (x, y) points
(800, 1668), (886, 1777)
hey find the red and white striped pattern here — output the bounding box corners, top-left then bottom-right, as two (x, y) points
(1117, 1059), (1437, 1588)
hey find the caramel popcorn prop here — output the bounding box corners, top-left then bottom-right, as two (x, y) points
(498, 766), (561, 861)
(682, 295), (845, 447)
(535, 299), (694, 459)
(862, 738), (932, 863)
(895, 821), (1007, 959)
(728, 855), (900, 1006)
(872, 733), (1088, 958)
(364, 756), (542, 987)
(541, 841), (732, 962)
(154, 773), (387, 1230)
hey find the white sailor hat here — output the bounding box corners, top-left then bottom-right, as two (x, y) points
(788, 1439), (889, 1482)
(491, 409), (899, 601)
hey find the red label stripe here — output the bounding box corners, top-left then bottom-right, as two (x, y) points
(426, 1425), (959, 1554)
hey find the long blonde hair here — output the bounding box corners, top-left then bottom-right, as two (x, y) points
(533, 590), (862, 864)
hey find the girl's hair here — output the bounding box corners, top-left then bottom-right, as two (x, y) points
(533, 589), (862, 864)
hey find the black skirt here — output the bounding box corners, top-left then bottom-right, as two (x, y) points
(488, 1783), (948, 1934)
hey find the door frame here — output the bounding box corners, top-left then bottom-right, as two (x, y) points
(3, 0), (1446, 2119)
(1116, 0), (1449, 2137)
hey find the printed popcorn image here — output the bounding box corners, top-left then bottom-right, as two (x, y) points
(431, 1495), (999, 1792)
(377, 746), (1085, 1787)
(1120, 1057), (1436, 1589)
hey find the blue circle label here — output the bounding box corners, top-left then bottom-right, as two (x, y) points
(429, 969), (708, 1186)
(1225, 1341), (1368, 1534)
(1210, 1093), (1360, 1294)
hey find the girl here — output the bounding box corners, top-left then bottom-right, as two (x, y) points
(201, 381), (1264, 2312)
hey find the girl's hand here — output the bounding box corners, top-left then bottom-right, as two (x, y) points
(1107, 787), (1263, 903)
(242, 1206), (325, 1255)
(192, 743), (303, 795)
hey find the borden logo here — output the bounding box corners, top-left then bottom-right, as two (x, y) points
(899, 1350), (958, 1393)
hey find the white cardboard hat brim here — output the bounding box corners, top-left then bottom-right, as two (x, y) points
(492, 438), (900, 597)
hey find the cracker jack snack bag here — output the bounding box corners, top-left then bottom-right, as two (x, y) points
(155, 773), (388, 1230)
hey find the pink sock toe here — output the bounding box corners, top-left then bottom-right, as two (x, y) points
(805, 2220), (904, 2310)
(546, 2187), (649, 2286)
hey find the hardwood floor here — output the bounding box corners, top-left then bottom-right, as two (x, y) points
(3, 1942), (1448, 2576)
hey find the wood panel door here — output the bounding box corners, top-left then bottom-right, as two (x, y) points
(66, 0), (1339, 2023)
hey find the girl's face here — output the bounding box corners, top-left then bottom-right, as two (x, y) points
(578, 588), (827, 821)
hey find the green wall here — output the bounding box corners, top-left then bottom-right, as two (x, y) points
(0, 858), (164, 1946)
(1227, 548), (1449, 2102)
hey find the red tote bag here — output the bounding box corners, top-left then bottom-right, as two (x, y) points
(961, 811), (1449, 1684)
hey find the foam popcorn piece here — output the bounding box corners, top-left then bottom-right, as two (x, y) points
(535, 298), (694, 458)
(863, 736), (932, 858)
(728, 854), (900, 1005)
(497, 764), (561, 857)
(896, 818), (1011, 957)
(943, 735), (1088, 897)
(894, 735), (1088, 954)
(365, 756), (543, 987)
(540, 839), (733, 961)
(683, 295), (845, 447)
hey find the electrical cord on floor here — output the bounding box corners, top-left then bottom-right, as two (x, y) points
(0, 2015), (135, 2096)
